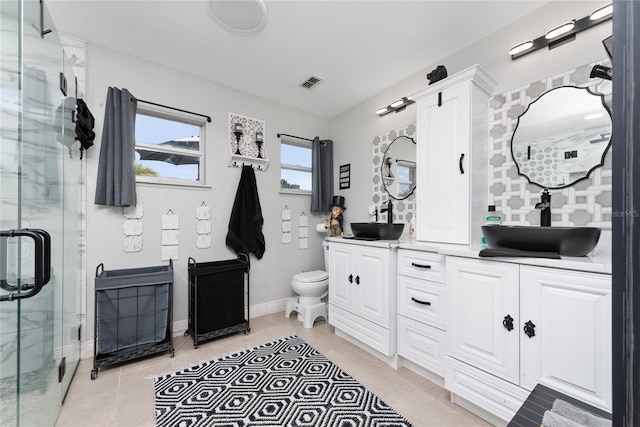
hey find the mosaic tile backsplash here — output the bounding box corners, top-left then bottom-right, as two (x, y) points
(371, 124), (416, 225)
(370, 61), (613, 234)
(488, 60), (612, 229)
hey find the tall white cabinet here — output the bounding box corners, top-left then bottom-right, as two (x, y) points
(328, 240), (397, 358)
(411, 65), (497, 245)
(445, 256), (612, 421)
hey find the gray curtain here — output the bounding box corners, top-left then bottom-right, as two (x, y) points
(310, 137), (333, 212)
(95, 87), (137, 207)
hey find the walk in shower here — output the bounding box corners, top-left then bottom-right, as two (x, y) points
(1, 0), (83, 425)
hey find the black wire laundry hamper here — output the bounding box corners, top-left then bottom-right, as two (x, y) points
(91, 260), (174, 380)
(185, 254), (250, 348)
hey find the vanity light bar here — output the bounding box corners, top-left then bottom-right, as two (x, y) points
(509, 2), (612, 60)
(375, 97), (415, 117)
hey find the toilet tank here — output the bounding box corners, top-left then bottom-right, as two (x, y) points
(323, 241), (330, 272)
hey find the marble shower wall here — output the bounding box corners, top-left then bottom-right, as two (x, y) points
(371, 124), (416, 225)
(488, 60), (612, 229)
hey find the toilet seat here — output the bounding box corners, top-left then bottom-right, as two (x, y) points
(293, 270), (328, 283)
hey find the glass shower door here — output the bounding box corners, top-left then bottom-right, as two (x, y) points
(0, 0), (81, 425)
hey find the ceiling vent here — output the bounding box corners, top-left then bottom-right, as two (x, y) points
(299, 75), (324, 90)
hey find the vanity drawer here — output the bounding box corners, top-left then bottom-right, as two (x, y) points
(397, 275), (446, 329)
(397, 316), (446, 376)
(398, 250), (446, 282)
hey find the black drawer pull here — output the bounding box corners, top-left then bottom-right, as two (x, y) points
(348, 274), (353, 283)
(411, 262), (432, 269)
(411, 297), (431, 306)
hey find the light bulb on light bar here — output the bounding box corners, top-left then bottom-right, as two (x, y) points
(509, 40), (534, 56)
(376, 106), (389, 115)
(590, 3), (612, 21)
(584, 113), (604, 120)
(390, 99), (405, 108)
(545, 21), (575, 39)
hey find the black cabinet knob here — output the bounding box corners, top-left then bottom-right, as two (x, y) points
(503, 314), (514, 331)
(524, 320), (536, 338)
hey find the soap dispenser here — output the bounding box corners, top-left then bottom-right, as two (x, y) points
(481, 205), (503, 246)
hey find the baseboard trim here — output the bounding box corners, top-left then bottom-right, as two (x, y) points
(80, 298), (290, 360)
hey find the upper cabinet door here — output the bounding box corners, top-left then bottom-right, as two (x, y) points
(412, 65), (496, 245)
(519, 266), (612, 411)
(416, 82), (471, 244)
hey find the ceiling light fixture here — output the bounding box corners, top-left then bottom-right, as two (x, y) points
(509, 2), (612, 60)
(209, 0), (268, 36)
(375, 97), (415, 117)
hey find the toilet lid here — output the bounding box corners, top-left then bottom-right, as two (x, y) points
(295, 270), (328, 283)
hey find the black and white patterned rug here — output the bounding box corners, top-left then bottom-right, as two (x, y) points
(154, 335), (412, 426)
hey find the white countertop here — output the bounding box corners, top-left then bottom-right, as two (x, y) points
(398, 239), (612, 275)
(327, 233), (612, 275)
(326, 236), (401, 249)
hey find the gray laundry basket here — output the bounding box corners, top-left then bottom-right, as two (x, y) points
(91, 260), (174, 380)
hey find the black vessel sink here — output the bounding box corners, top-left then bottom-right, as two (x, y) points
(350, 222), (404, 240)
(482, 225), (601, 257)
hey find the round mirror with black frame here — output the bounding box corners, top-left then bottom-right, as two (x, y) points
(511, 86), (612, 189)
(381, 135), (416, 200)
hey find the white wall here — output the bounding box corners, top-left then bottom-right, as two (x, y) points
(84, 44), (329, 341)
(329, 1), (612, 231)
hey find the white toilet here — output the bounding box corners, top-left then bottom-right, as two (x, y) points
(285, 242), (330, 328)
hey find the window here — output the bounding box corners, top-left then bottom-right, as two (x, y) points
(134, 107), (206, 186)
(280, 138), (312, 194)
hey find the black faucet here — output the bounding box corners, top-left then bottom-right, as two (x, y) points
(380, 200), (393, 224)
(535, 189), (551, 226)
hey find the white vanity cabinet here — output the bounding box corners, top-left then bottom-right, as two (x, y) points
(445, 256), (612, 422)
(519, 265), (612, 410)
(396, 250), (447, 378)
(446, 257), (520, 384)
(328, 241), (396, 357)
(411, 65), (497, 245)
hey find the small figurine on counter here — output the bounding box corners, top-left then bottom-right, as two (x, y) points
(326, 195), (346, 237)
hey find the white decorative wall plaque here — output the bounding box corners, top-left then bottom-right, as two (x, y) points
(299, 212), (308, 226)
(161, 230), (179, 245)
(123, 236), (142, 253)
(123, 204), (143, 219)
(281, 206), (291, 220)
(123, 205), (143, 252)
(281, 205), (292, 245)
(196, 220), (211, 234)
(197, 234), (212, 249)
(195, 202), (212, 249)
(162, 211), (179, 229)
(161, 209), (179, 260)
(123, 219), (143, 236)
(298, 212), (309, 249)
(196, 203), (211, 219)
(161, 245), (179, 261)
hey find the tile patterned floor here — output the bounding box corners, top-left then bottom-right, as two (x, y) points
(55, 312), (490, 427)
